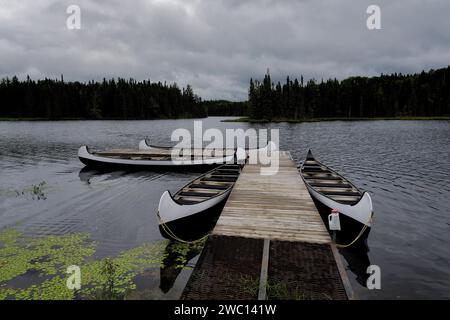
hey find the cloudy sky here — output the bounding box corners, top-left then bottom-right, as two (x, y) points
(1, 0), (449, 100)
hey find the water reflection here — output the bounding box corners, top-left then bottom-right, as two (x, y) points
(1, 119), (449, 299)
(78, 167), (172, 184)
(159, 240), (204, 293)
(78, 167), (106, 184)
(315, 200), (372, 289)
(157, 203), (222, 293)
(337, 232), (371, 288)
(78, 167), (138, 184)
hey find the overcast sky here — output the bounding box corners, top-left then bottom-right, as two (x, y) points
(1, 0), (449, 100)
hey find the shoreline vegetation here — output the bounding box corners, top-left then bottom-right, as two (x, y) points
(0, 76), (205, 120)
(1, 116), (449, 122)
(0, 116), (206, 121)
(223, 116), (450, 123)
(0, 66), (448, 121)
(246, 66), (449, 122)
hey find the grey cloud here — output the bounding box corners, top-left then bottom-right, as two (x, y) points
(0, 0), (449, 100)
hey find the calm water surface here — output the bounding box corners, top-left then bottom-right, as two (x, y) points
(0, 118), (449, 299)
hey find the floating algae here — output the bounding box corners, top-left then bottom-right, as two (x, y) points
(0, 228), (197, 300)
(16, 181), (49, 200)
(0, 181), (50, 200)
(159, 240), (206, 293)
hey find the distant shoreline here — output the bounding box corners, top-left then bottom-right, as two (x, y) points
(223, 116), (450, 123)
(0, 116), (208, 122)
(0, 117), (84, 121)
(1, 116), (449, 122)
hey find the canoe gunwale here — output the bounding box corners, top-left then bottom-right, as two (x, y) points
(300, 150), (373, 227)
(78, 145), (239, 167)
(139, 139), (269, 152)
(171, 163), (239, 205)
(301, 153), (363, 205)
(157, 163), (242, 224)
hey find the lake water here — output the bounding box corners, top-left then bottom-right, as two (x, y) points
(0, 117), (449, 299)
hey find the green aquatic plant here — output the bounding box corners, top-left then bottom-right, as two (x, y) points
(0, 230), (95, 282)
(0, 228), (170, 300)
(162, 240), (206, 270)
(1, 276), (76, 300)
(81, 242), (168, 300)
(10, 181), (49, 200)
(102, 258), (118, 299)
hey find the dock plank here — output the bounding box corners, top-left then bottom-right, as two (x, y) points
(213, 152), (330, 243)
(182, 151), (352, 300)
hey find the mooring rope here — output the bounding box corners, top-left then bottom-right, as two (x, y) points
(156, 211), (209, 244)
(334, 212), (374, 248)
(155, 160), (245, 244)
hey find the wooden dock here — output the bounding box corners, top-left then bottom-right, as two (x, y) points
(181, 151), (353, 300)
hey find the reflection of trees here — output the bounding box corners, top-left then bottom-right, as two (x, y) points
(159, 240), (205, 293)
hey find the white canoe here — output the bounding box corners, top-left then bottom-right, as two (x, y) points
(138, 140), (173, 151)
(158, 163), (242, 224)
(78, 145), (246, 169)
(139, 139), (275, 152)
(301, 150), (373, 227)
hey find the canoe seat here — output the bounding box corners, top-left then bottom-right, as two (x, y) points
(303, 165), (323, 169)
(304, 176), (341, 180)
(322, 191), (361, 197)
(334, 199), (359, 205)
(310, 182), (352, 188)
(303, 168), (328, 173)
(202, 177), (238, 182)
(328, 195), (360, 204)
(307, 179), (347, 184)
(209, 176), (239, 181)
(203, 177), (237, 182)
(303, 163), (321, 167)
(210, 175), (239, 179)
(213, 171), (240, 176)
(216, 167), (241, 171)
(174, 198), (203, 204)
(179, 191), (219, 197)
(190, 184), (230, 190)
(222, 164), (241, 168)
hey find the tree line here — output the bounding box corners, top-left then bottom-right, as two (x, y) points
(1, 66), (449, 120)
(0, 76), (206, 119)
(248, 66), (450, 120)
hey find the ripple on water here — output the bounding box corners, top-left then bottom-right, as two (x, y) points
(0, 119), (449, 299)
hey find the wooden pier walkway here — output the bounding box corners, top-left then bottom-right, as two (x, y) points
(182, 151), (353, 300)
